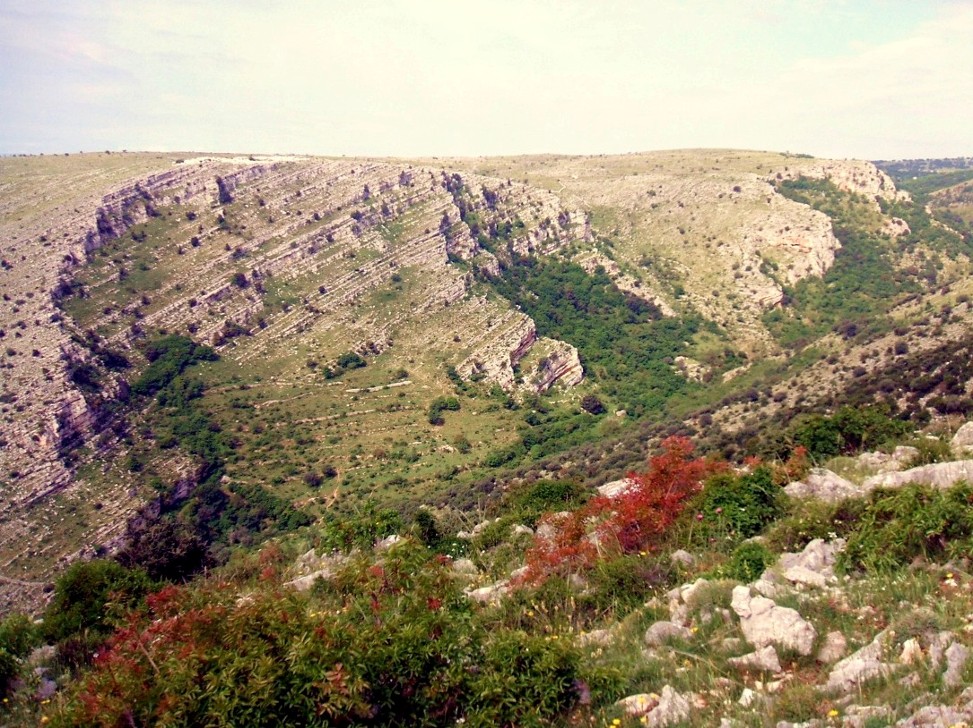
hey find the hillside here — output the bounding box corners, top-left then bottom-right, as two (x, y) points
(2, 149), (973, 612)
(3, 147), (973, 723)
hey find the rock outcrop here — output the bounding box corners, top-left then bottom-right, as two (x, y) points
(862, 460), (973, 492)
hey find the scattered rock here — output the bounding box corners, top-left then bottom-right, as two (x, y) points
(464, 581), (509, 604)
(817, 631), (847, 663)
(825, 630), (893, 693)
(778, 538), (844, 588)
(784, 468), (859, 503)
(843, 705), (893, 728)
(721, 637), (745, 653)
(285, 553), (349, 592)
(728, 645), (782, 673)
(617, 686), (691, 726)
(899, 638), (923, 665)
(952, 422), (973, 457)
(944, 641), (970, 687)
(374, 534), (402, 550)
(645, 620), (692, 647)
(862, 460), (973, 492)
(508, 565), (530, 581)
(470, 520), (496, 536)
(617, 693), (659, 716)
(738, 688), (758, 708)
(892, 445), (920, 465)
(451, 558), (478, 575)
(731, 585), (817, 656)
(597, 478), (635, 498)
(511, 524), (534, 537)
(577, 629), (613, 648)
(928, 630), (955, 669)
(669, 549), (695, 567)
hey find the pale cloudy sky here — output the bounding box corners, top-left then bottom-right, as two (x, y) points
(1, 1), (971, 160)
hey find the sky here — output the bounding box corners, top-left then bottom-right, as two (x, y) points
(1, 1), (971, 160)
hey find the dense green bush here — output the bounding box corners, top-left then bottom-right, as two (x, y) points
(43, 560), (154, 644)
(428, 395), (460, 425)
(484, 256), (701, 417)
(689, 466), (786, 547)
(788, 405), (911, 459)
(0, 614), (39, 698)
(132, 335), (217, 396)
(764, 498), (860, 553)
(766, 178), (919, 348)
(723, 541), (776, 582)
(504, 478), (589, 527)
(583, 553), (676, 612)
(839, 482), (973, 573)
(318, 502), (403, 551)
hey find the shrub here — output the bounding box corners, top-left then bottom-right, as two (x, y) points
(521, 436), (724, 582)
(839, 482), (973, 573)
(723, 541), (775, 582)
(428, 396), (461, 425)
(905, 436), (952, 467)
(43, 560), (154, 644)
(688, 466), (786, 547)
(0, 614), (39, 697)
(505, 479), (588, 527)
(132, 335), (217, 397)
(336, 351), (366, 370)
(580, 394), (606, 415)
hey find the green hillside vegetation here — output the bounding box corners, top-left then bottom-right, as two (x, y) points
(4, 417), (972, 726)
(764, 178), (918, 348)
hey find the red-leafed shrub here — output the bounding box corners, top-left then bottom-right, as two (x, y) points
(520, 436), (725, 583)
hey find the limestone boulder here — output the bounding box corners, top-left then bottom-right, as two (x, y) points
(731, 585), (817, 656)
(644, 621), (692, 647)
(952, 422), (973, 457)
(777, 538), (844, 588)
(862, 460), (973, 492)
(784, 469), (859, 503)
(825, 630), (893, 693)
(617, 686), (691, 726)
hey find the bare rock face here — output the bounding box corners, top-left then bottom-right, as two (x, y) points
(731, 585), (817, 656)
(817, 631), (848, 664)
(530, 340), (584, 392)
(882, 216), (911, 238)
(776, 160), (908, 205)
(458, 314), (536, 390)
